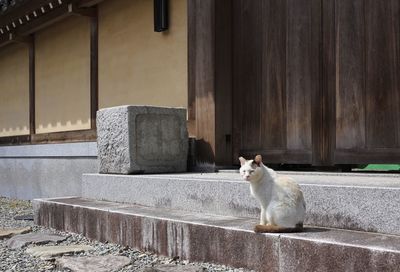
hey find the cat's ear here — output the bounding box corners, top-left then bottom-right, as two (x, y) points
(239, 157), (246, 166)
(254, 155), (263, 166)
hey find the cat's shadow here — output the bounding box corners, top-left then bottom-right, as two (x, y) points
(301, 227), (330, 233)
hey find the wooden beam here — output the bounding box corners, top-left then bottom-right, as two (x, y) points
(0, 34), (13, 48)
(188, 0), (232, 165)
(0, 129), (97, 146)
(0, 135), (31, 146)
(29, 34), (36, 135)
(15, 4), (72, 36)
(0, 0), (97, 27)
(334, 149), (400, 164)
(0, 1), (96, 48)
(90, 7), (99, 129)
(31, 129), (97, 144)
(68, 3), (96, 17)
(9, 33), (33, 44)
(15, 2), (94, 36)
(240, 149), (312, 165)
(0, 0), (53, 27)
(78, 0), (106, 8)
(188, 0), (216, 163)
(0, 32), (32, 49)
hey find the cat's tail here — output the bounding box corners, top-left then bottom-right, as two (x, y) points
(254, 223), (303, 233)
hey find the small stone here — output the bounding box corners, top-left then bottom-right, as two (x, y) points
(26, 245), (93, 258)
(56, 255), (131, 272)
(14, 214), (34, 221)
(0, 227), (31, 239)
(143, 264), (205, 272)
(6, 233), (67, 249)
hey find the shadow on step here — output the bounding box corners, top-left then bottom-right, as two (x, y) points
(302, 227), (330, 233)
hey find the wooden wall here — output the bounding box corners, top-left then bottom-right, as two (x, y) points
(232, 0), (319, 164)
(333, 0), (400, 163)
(232, 0), (400, 165)
(191, 0), (400, 165)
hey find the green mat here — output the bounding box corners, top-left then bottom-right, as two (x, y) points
(359, 164), (400, 171)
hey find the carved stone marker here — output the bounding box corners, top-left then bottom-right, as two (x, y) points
(97, 105), (188, 174)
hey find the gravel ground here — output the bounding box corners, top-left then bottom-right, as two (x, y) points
(0, 197), (253, 272)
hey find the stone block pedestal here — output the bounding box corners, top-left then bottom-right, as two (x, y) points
(97, 105), (188, 174)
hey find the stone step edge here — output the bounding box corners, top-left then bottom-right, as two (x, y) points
(33, 197), (400, 272)
(82, 173), (400, 236)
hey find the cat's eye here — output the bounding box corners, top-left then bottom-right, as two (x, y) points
(249, 170), (255, 173)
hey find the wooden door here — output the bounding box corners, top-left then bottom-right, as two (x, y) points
(332, 0), (400, 164)
(232, 0), (321, 164)
(232, 0), (400, 165)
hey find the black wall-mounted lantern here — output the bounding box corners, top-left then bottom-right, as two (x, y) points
(154, 0), (169, 32)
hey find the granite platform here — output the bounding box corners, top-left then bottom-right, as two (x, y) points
(82, 171), (400, 236)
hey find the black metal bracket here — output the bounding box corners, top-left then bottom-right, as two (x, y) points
(154, 0), (168, 32)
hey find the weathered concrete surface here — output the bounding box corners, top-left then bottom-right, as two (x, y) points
(34, 197), (400, 272)
(34, 197), (279, 272)
(0, 142), (97, 157)
(280, 231), (400, 272)
(6, 232), (67, 249)
(82, 172), (400, 236)
(0, 227), (31, 239)
(56, 255), (131, 272)
(97, 105), (188, 174)
(0, 157), (97, 200)
(0, 142), (97, 200)
(26, 245), (93, 258)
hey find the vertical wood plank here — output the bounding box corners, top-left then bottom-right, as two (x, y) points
(187, 0), (196, 135)
(392, 0), (400, 147)
(90, 7), (99, 129)
(190, 0), (216, 162)
(286, 0), (315, 150)
(242, 0), (262, 151)
(365, 0), (399, 148)
(261, 0), (286, 150)
(232, 0), (262, 154)
(188, 0), (233, 164)
(335, 0), (366, 149)
(215, 0), (232, 165)
(316, 0), (334, 165)
(231, 0), (242, 161)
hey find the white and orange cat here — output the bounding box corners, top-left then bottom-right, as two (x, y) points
(239, 155), (306, 233)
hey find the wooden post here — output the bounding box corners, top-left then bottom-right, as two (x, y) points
(90, 7), (98, 129)
(29, 34), (36, 135)
(188, 0), (232, 165)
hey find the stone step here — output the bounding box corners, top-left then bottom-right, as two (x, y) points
(82, 172), (400, 236)
(33, 197), (400, 272)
